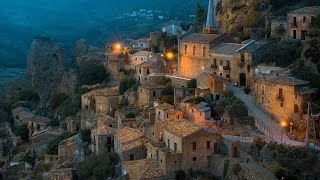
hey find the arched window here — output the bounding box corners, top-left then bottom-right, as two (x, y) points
(203, 47), (206, 57)
(193, 46), (196, 55)
(185, 45), (187, 54)
(294, 104), (299, 113)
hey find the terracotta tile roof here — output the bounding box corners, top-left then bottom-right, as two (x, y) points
(137, 62), (156, 68)
(92, 126), (115, 135)
(118, 127), (143, 145)
(180, 33), (221, 43)
(59, 134), (83, 146)
(288, 6), (320, 14)
(155, 103), (175, 111)
(256, 75), (310, 86)
(122, 139), (143, 151)
(164, 120), (201, 138)
(132, 50), (150, 57)
(139, 83), (165, 89)
(96, 115), (117, 125)
(123, 159), (166, 180)
(83, 87), (119, 97)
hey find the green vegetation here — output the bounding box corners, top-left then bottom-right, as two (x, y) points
(258, 40), (302, 67)
(125, 112), (136, 118)
(46, 132), (75, 155)
(175, 170), (186, 180)
(187, 79), (197, 88)
(76, 152), (118, 179)
(21, 152), (36, 166)
(78, 61), (109, 85)
(251, 137), (267, 159)
(14, 124), (29, 142)
(161, 80), (174, 105)
(291, 59), (320, 89)
(194, 3), (206, 32)
(119, 77), (139, 95)
(80, 129), (91, 143)
(50, 92), (68, 110)
(18, 90), (40, 102)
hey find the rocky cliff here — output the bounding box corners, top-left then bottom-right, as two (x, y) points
(26, 36), (66, 106)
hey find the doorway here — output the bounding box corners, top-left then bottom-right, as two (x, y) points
(239, 73), (247, 87)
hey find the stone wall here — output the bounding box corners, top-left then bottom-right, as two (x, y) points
(287, 13), (313, 40)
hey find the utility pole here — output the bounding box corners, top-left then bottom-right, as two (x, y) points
(306, 101), (311, 148)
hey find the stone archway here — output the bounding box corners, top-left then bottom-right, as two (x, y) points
(239, 73), (247, 87)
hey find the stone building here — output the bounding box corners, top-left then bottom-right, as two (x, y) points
(132, 38), (150, 50)
(96, 115), (118, 128)
(114, 127), (147, 161)
(287, 6), (320, 40)
(48, 168), (75, 180)
(138, 83), (165, 107)
(174, 87), (196, 105)
(122, 159), (166, 180)
(115, 107), (140, 128)
(65, 117), (80, 133)
(91, 126), (115, 154)
(196, 72), (228, 101)
(11, 106), (50, 137)
(81, 87), (119, 129)
(180, 101), (214, 126)
(155, 103), (183, 121)
(254, 74), (317, 122)
(161, 20), (184, 36)
(58, 134), (85, 163)
(209, 40), (261, 87)
(148, 120), (219, 174)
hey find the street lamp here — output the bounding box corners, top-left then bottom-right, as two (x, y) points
(281, 121), (287, 143)
(166, 52), (174, 60)
(115, 43), (122, 51)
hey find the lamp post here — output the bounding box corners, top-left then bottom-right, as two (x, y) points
(281, 121), (287, 144)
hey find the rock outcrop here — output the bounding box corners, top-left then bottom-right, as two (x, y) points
(55, 69), (78, 96)
(26, 36), (66, 105)
(72, 39), (105, 66)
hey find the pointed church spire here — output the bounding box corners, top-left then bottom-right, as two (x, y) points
(203, 0), (217, 34)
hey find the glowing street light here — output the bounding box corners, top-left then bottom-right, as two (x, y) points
(166, 52), (174, 60)
(115, 43), (122, 50)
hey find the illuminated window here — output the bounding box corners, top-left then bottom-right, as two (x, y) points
(193, 46), (196, 55)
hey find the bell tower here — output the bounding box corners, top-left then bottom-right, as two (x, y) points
(203, 0), (218, 34)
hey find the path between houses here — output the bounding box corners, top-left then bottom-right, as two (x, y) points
(229, 86), (320, 149)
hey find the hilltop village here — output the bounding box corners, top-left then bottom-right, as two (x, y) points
(0, 0), (320, 180)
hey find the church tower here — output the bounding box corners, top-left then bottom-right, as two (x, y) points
(203, 0), (218, 34)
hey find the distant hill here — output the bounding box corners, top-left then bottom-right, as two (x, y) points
(0, 0), (207, 68)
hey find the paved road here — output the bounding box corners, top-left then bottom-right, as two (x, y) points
(229, 86), (319, 149)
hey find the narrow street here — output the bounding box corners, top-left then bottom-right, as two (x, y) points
(228, 86), (314, 147)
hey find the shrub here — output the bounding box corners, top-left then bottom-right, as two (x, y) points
(18, 90), (40, 102)
(21, 152), (36, 166)
(76, 152), (118, 179)
(119, 77), (139, 95)
(244, 87), (251, 94)
(161, 95), (174, 105)
(78, 61), (109, 85)
(187, 79), (197, 88)
(175, 170), (186, 180)
(14, 124), (29, 142)
(46, 132), (75, 155)
(80, 129), (91, 143)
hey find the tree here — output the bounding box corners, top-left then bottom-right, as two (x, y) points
(80, 129), (91, 143)
(76, 152), (118, 179)
(78, 61), (109, 85)
(194, 3), (206, 32)
(187, 79), (197, 88)
(119, 77), (139, 95)
(15, 124), (29, 142)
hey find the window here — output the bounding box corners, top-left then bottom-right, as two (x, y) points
(295, 94), (297, 99)
(207, 141), (211, 149)
(294, 104), (299, 113)
(281, 102), (283, 107)
(220, 60), (223, 65)
(279, 88), (283, 97)
(174, 143), (177, 152)
(185, 45), (187, 54)
(153, 91), (156, 97)
(226, 75), (230, 78)
(130, 154), (134, 160)
(293, 30), (297, 39)
(193, 46), (196, 55)
(167, 139), (170, 148)
(293, 17), (297, 26)
(241, 54), (245, 62)
(177, 115), (180, 119)
(107, 136), (112, 145)
(193, 157), (197, 161)
(147, 69), (150, 75)
(261, 85), (265, 95)
(213, 59), (217, 66)
(139, 68), (141, 74)
(303, 16), (306, 23)
(160, 133), (163, 142)
(203, 47), (206, 57)
(192, 142), (197, 150)
(220, 73), (222, 77)
(166, 114), (169, 118)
